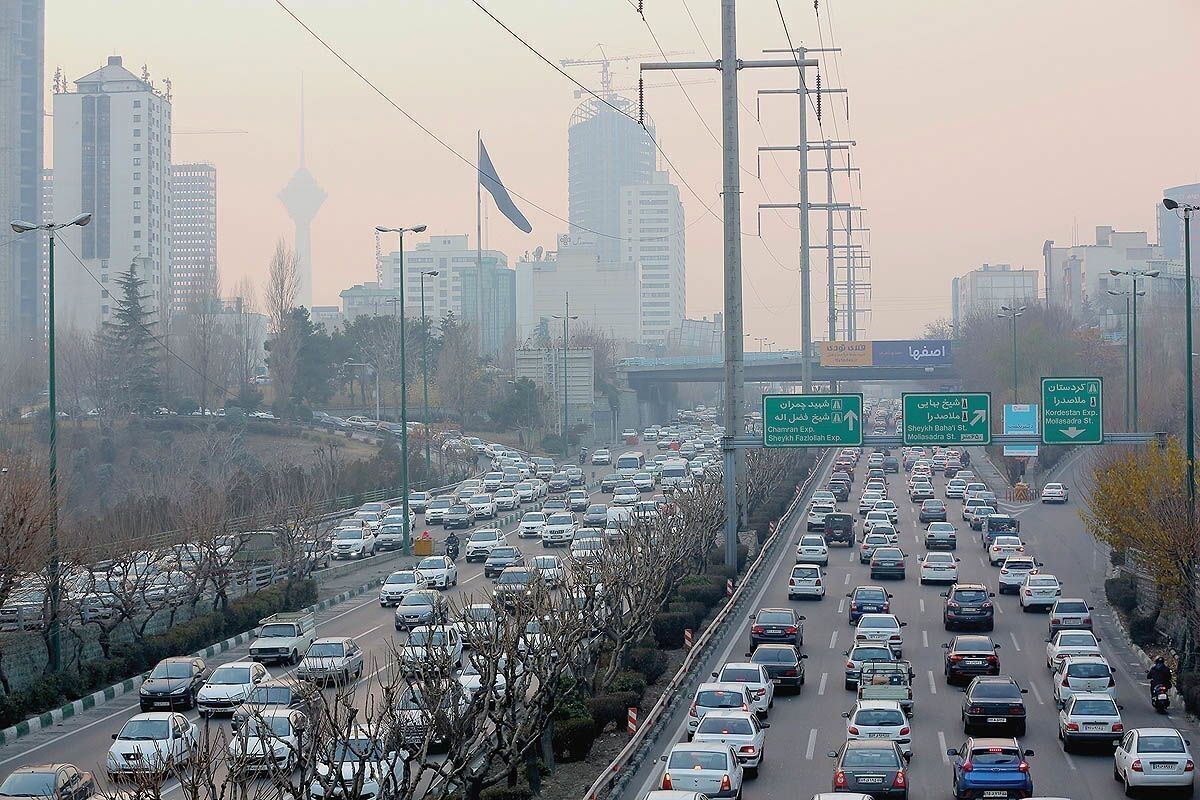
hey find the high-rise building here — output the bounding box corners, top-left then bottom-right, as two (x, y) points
(621, 171), (684, 349)
(1159, 183), (1200, 262)
(52, 55), (173, 331)
(951, 263), (1039, 331)
(0, 0), (45, 350)
(568, 96), (656, 264)
(170, 163), (217, 314)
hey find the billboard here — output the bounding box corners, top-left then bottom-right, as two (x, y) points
(1003, 403), (1039, 457)
(819, 341), (872, 367)
(871, 340), (953, 367)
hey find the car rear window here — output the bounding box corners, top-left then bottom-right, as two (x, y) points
(969, 747), (1021, 765)
(855, 708), (904, 726)
(855, 589), (886, 603)
(842, 748), (900, 768)
(952, 590), (989, 603)
(1139, 735), (1186, 753)
(792, 566), (819, 579)
(719, 668), (762, 683)
(1059, 633), (1098, 646)
(852, 647), (892, 662)
(955, 639), (994, 652)
(1056, 601), (1088, 613)
(668, 750), (731, 770)
(1066, 662), (1111, 678)
(756, 610), (793, 625)
(752, 648), (796, 664)
(697, 690), (744, 708)
(970, 682), (1020, 700)
(697, 717), (754, 735)
(1072, 699), (1118, 716)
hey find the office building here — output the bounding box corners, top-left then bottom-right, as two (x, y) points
(339, 281), (396, 322)
(1159, 183), (1200, 262)
(0, 0), (45, 350)
(170, 163), (217, 314)
(310, 305), (343, 330)
(514, 346), (595, 436)
(951, 263), (1039, 331)
(52, 55), (173, 331)
(621, 171), (685, 349)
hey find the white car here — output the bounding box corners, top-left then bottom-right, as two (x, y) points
(455, 603), (498, 648)
(378, 570), (421, 606)
(591, 448), (612, 465)
(812, 490), (837, 506)
(1114, 727), (1195, 796)
(310, 727), (396, 800)
(1020, 573), (1062, 611)
(467, 494), (497, 520)
(962, 497), (989, 520)
(713, 662), (774, 716)
(399, 625), (463, 672)
(859, 533), (893, 564)
(612, 486), (640, 506)
(858, 492), (883, 516)
(854, 614), (905, 656)
(518, 512), (547, 539)
(515, 482), (538, 503)
(351, 510), (384, 531)
(1058, 692), (1123, 751)
(863, 510), (891, 535)
(424, 498), (452, 524)
(657, 742), (745, 797)
(685, 682), (754, 737)
(787, 563), (825, 599)
(918, 552), (960, 584)
(330, 527), (377, 560)
(1041, 482), (1069, 503)
(842, 699), (912, 757)
(227, 708), (304, 775)
(872, 500), (900, 524)
(464, 528), (503, 562)
(1046, 630), (1103, 670)
(457, 657), (508, 700)
(493, 488), (520, 511)
(1053, 655), (1118, 706)
(807, 503), (835, 531)
(996, 555), (1040, 592)
(796, 534), (829, 565)
(540, 513), (576, 547)
(196, 661), (269, 717)
(945, 478), (968, 499)
(987, 536), (1025, 566)
(530, 554), (565, 586)
(106, 712), (198, 780)
(415, 555), (458, 589)
(691, 710), (767, 775)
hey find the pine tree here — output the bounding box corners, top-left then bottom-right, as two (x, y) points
(104, 261), (161, 413)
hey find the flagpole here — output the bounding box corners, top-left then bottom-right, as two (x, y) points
(476, 130), (484, 339)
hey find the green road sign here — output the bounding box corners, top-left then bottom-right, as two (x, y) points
(762, 393), (864, 447)
(1041, 377), (1103, 444)
(902, 392), (992, 445)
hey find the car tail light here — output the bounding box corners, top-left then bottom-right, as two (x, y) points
(1018, 761), (1030, 773)
(961, 761), (973, 772)
(892, 769), (907, 788)
(815, 578), (822, 586)
(1066, 722), (1079, 731)
(882, 603), (890, 612)
(1083, 617), (1092, 625)
(661, 774), (673, 789)
(982, 601), (993, 608)
(846, 661), (855, 669)
(1051, 617), (1061, 625)
(739, 745), (758, 755)
(897, 560), (905, 568)
(688, 703), (698, 717)
(969, 705), (984, 714)
(751, 625), (765, 634)
(741, 703), (749, 711)
(1023, 589), (1032, 596)
(890, 634), (902, 641)
(848, 726), (860, 735)
(1109, 676), (1117, 688)
(785, 626), (798, 635)
(1131, 760), (1143, 772)
(1062, 677), (1070, 687)
(1113, 723), (1124, 732)
(949, 655), (964, 663)
(899, 726), (910, 736)
(1000, 568), (1009, 574)
(753, 688), (766, 698)
(1009, 706), (1024, 715)
(1018, 546), (1025, 552)
(1186, 760), (1195, 772)
(783, 669), (797, 677)
(834, 770), (848, 788)
(719, 775), (731, 792)
(986, 655), (998, 664)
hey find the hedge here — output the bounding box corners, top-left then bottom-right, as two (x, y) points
(627, 648), (670, 683)
(606, 670), (647, 702)
(667, 601), (709, 630)
(1129, 609), (1161, 647)
(552, 717), (597, 761)
(588, 691), (640, 734)
(652, 612), (693, 648)
(0, 578), (317, 730)
(480, 786), (534, 800)
(1105, 575), (1138, 614)
(677, 575), (727, 606)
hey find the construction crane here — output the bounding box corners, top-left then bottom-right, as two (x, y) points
(573, 77), (715, 99)
(560, 46), (691, 101)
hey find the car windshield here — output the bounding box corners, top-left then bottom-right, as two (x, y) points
(245, 716), (293, 738)
(696, 690), (744, 708)
(587, 505), (606, 514)
(532, 556), (558, 569)
(1072, 699), (1118, 716)
(428, 500), (451, 509)
(333, 529), (363, 540)
(1139, 735), (1186, 753)
(210, 666), (252, 684)
(259, 623), (299, 638)
(751, 648), (796, 664)
(417, 557), (445, 570)
(0, 772), (56, 796)
(1066, 662), (1111, 678)
(247, 686), (292, 705)
(119, 718), (170, 740)
(548, 514), (574, 525)
(523, 513), (545, 523)
(498, 570), (530, 585)
(970, 682), (1020, 699)
(490, 548), (518, 559)
(449, 506), (470, 513)
(401, 594), (434, 608)
(331, 738), (385, 761)
(855, 708), (904, 726)
(757, 610), (793, 625)
(968, 747), (1021, 765)
(469, 495), (491, 504)
(386, 573), (417, 586)
(719, 668), (762, 683)
(842, 747), (900, 768)
(151, 661), (194, 679)
(306, 643), (345, 658)
(407, 630), (447, 647)
(668, 750), (731, 771)
(469, 532), (499, 543)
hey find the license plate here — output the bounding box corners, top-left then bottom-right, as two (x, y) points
(986, 717), (1007, 723)
(867, 733), (890, 738)
(966, 660), (985, 666)
(771, 678), (781, 684)
(982, 792), (1008, 799)
(1151, 762), (1176, 772)
(858, 777), (884, 784)
(1084, 723), (1106, 731)
(767, 628), (782, 634)
(154, 701), (169, 708)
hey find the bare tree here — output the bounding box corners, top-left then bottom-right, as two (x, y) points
(177, 270), (225, 414)
(230, 277), (263, 391)
(265, 241), (301, 409)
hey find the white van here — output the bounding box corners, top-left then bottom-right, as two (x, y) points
(605, 506), (634, 536)
(660, 458), (690, 490)
(616, 451), (646, 477)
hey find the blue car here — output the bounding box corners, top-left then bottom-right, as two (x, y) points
(947, 737), (1034, 799)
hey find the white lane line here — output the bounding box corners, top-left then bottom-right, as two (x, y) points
(819, 672), (828, 696)
(938, 731), (950, 765)
(0, 698), (142, 765)
(922, 630), (929, 649)
(844, 573), (851, 585)
(996, 602), (1005, 615)
(1009, 632), (1022, 651)
(928, 670), (938, 695)
(829, 631), (839, 650)
(1063, 752), (1078, 771)
(838, 598), (847, 614)
(805, 728), (818, 760)
(849, 551), (856, 564)
(1029, 682), (1046, 705)
(919, 598), (926, 614)
(978, 555), (987, 568)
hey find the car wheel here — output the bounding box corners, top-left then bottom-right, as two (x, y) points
(290, 650), (299, 665)
(845, 679), (855, 690)
(1124, 773), (1136, 797)
(1114, 765), (1123, 782)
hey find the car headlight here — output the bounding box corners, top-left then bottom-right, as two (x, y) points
(172, 685), (190, 695)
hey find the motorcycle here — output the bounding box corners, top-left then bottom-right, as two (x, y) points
(1152, 684), (1171, 713)
(445, 539), (460, 562)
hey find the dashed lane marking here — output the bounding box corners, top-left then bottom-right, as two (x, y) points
(1029, 682), (1046, 705)
(938, 731), (950, 765)
(805, 728), (818, 760)
(829, 631), (839, 650)
(838, 598), (847, 614)
(1009, 632), (1022, 651)
(922, 630), (929, 649)
(928, 670), (938, 695)
(818, 673), (828, 696)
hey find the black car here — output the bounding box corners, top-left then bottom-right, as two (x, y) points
(232, 678), (324, 730)
(139, 656), (208, 711)
(0, 765), (96, 800)
(749, 607), (805, 650)
(827, 480), (851, 502)
(943, 635), (1001, 684)
(824, 513), (856, 546)
(548, 473), (570, 493)
(847, 585), (892, 624)
(442, 504), (476, 529)
(600, 473), (623, 493)
(832, 469), (854, 486)
(484, 545), (524, 578)
(827, 739), (910, 799)
(961, 675), (1028, 736)
(582, 504), (609, 526)
(942, 583), (996, 631)
(918, 499), (947, 523)
(747, 644), (807, 691)
(882, 456), (900, 473)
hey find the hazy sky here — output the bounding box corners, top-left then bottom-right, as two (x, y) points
(45, 0), (1200, 344)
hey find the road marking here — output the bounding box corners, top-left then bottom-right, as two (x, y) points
(938, 731), (950, 765)
(1009, 632), (1021, 651)
(928, 670), (937, 695)
(1029, 682), (1046, 705)
(829, 631), (839, 650)
(978, 555), (987, 568)
(919, 598), (926, 614)
(819, 672), (828, 696)
(838, 598), (847, 614)
(1063, 752), (1078, 771)
(849, 551), (856, 564)
(805, 728), (818, 760)
(844, 573), (851, 585)
(922, 630), (929, 648)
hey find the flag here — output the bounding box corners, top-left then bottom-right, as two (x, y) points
(478, 137), (532, 233)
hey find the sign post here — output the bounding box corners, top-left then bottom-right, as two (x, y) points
(901, 392), (992, 446)
(1041, 378), (1103, 445)
(1003, 404), (1040, 457)
(762, 393), (864, 447)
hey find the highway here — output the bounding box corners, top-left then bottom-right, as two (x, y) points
(629, 446), (1197, 800)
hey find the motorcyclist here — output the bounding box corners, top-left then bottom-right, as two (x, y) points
(579, 447), (589, 465)
(1148, 656), (1173, 694)
(445, 531), (460, 561)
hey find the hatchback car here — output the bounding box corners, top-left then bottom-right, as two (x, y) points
(787, 563), (825, 600)
(796, 534), (830, 565)
(139, 656), (208, 711)
(1052, 655), (1118, 706)
(713, 663), (774, 716)
(1048, 598), (1094, 635)
(1046, 630), (1103, 670)
(827, 739), (910, 799)
(859, 533), (893, 564)
(943, 635), (1001, 685)
(658, 742), (744, 798)
(685, 683), (754, 738)
(749, 607), (805, 649)
(919, 552), (960, 584)
(947, 738), (1034, 800)
(105, 713), (197, 781)
(1113, 727), (1194, 797)
(961, 675), (1028, 735)
(843, 700), (912, 757)
(997, 556), (1041, 593)
(855, 614), (906, 656)
(747, 644), (806, 691)
(691, 710), (768, 775)
(484, 545), (524, 578)
(869, 547), (907, 580)
(1058, 692), (1123, 751)
(987, 536), (1025, 566)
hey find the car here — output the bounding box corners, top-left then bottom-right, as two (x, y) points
(1041, 482), (1069, 503)
(749, 607), (805, 649)
(232, 677), (323, 730)
(227, 707), (306, 776)
(844, 644), (899, 690)
(567, 490), (590, 512)
(942, 583), (996, 631)
(943, 635), (1001, 684)
(713, 662), (774, 716)
(961, 675), (1028, 735)
(796, 534), (830, 565)
(415, 555), (458, 589)
(870, 547), (907, 580)
(494, 566), (534, 605)
(787, 563), (825, 600)
(827, 739), (910, 799)
(540, 512), (576, 547)
(813, 490), (837, 505)
(0, 765), (95, 800)
(747, 643), (806, 690)
(685, 683), (754, 738)
(330, 526), (377, 559)
(808, 502), (836, 531)
(442, 504), (477, 529)
(516, 481), (540, 502)
(1045, 630), (1103, 670)
(997, 555), (1041, 593)
(863, 511), (892, 536)
(105, 712), (197, 781)
(296, 637), (364, 685)
(1113, 727), (1195, 796)
(1048, 598), (1094, 635)
(962, 497), (989, 520)
(847, 586), (892, 624)
(591, 448), (611, 465)
(1053, 654), (1118, 706)
(139, 656), (207, 711)
(1019, 573), (1062, 611)
(518, 511), (547, 539)
(843, 700), (912, 758)
(548, 472), (571, 493)
(613, 485), (640, 506)
(466, 494), (497, 520)
(657, 742), (744, 798)
(968, 506), (999, 532)
(945, 478), (968, 499)
(424, 497), (452, 524)
(569, 537), (605, 565)
(859, 492), (884, 516)
(394, 590), (449, 630)
(855, 614), (906, 656)
(908, 482), (935, 502)
(947, 738), (1034, 800)
(309, 726), (398, 800)
(583, 503), (609, 526)
(921, 521), (957, 551)
(493, 488), (520, 511)
(859, 533), (892, 564)
(828, 481), (852, 502)
(196, 660), (269, 716)
(465, 528), (503, 562)
(530, 554), (565, 586)
(919, 552), (960, 584)
(599, 473), (623, 494)
(1058, 692), (1123, 751)
(919, 499), (947, 523)
(482, 472), (505, 492)
(484, 545), (525, 578)
(987, 535), (1025, 566)
(824, 512), (856, 545)
(399, 625), (464, 673)
(691, 710), (769, 775)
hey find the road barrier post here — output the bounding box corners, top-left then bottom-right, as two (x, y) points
(683, 628), (693, 649)
(627, 707), (638, 735)
(726, 578), (734, 597)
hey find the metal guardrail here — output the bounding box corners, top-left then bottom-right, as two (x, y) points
(582, 449), (830, 800)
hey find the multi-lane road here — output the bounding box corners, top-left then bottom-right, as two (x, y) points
(630, 446), (1196, 800)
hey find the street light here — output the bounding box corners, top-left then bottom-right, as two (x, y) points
(343, 361), (380, 422)
(552, 293), (578, 460)
(1107, 288), (1147, 430)
(1109, 268), (1160, 430)
(10, 211), (92, 673)
(996, 305), (1026, 405)
(418, 270), (439, 472)
(1163, 197), (1197, 537)
(374, 223), (426, 556)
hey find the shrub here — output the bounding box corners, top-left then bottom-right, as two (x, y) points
(678, 575), (726, 606)
(588, 691), (639, 733)
(653, 611), (693, 648)
(480, 786), (534, 800)
(552, 717), (597, 761)
(1105, 575), (1138, 613)
(627, 648), (670, 683)
(606, 670), (648, 701)
(667, 601), (708, 630)
(1129, 609), (1161, 647)
(1179, 671), (1200, 716)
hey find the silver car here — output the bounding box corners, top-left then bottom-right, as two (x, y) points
(657, 742), (744, 798)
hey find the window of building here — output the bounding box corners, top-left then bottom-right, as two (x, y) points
(133, 128), (141, 137)
(133, 200), (141, 209)
(133, 100), (141, 108)
(133, 187), (141, 195)
(133, 172), (141, 180)
(133, 143), (141, 151)
(133, 158), (141, 166)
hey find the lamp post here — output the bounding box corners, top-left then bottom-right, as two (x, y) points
(552, 294), (578, 460)
(1163, 198), (1196, 537)
(997, 305), (1025, 405)
(10, 211), (92, 673)
(344, 361), (379, 422)
(375, 223), (426, 555)
(1107, 288), (1147, 430)
(419, 270), (439, 472)
(1109, 268), (1160, 430)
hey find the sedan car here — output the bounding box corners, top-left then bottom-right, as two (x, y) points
(1041, 482), (1069, 503)
(855, 614), (906, 656)
(493, 488), (520, 511)
(424, 498), (452, 524)
(0, 765), (94, 800)
(918, 499), (947, 523)
(750, 607), (805, 649)
(106, 713), (197, 781)
(394, 590), (448, 630)
(415, 555), (458, 589)
(847, 586), (891, 624)
(442, 504), (477, 529)
(747, 643), (806, 691)
(295, 638), (364, 685)
(945, 478), (968, 499)
(484, 545), (525, 578)
(713, 662), (774, 716)
(692, 710), (768, 775)
(947, 738), (1034, 800)
(139, 656), (207, 711)
(908, 482), (935, 502)
(1019, 573), (1061, 611)
(997, 556), (1041, 593)
(919, 552), (960, 585)
(658, 742), (744, 798)
(1059, 692), (1123, 751)
(943, 635), (1001, 685)
(612, 486), (640, 506)
(1114, 727), (1195, 797)
(869, 547), (907, 580)
(863, 511), (892, 537)
(685, 683), (754, 738)
(530, 554), (565, 587)
(1046, 630), (1103, 670)
(827, 739), (910, 799)
(583, 503), (609, 526)
(843, 700), (912, 757)
(987, 536), (1025, 567)
(196, 661), (269, 716)
(796, 534), (830, 565)
(961, 675), (1028, 735)
(860, 533), (893, 564)
(1048, 598), (1094, 635)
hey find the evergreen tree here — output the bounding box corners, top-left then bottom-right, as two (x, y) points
(103, 262), (161, 412)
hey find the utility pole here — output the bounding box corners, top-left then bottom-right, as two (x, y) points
(642, 4), (816, 576)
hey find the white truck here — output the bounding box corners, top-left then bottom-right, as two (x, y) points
(249, 611), (317, 665)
